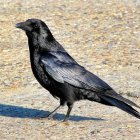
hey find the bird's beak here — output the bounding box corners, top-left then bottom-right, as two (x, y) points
(15, 21), (32, 31)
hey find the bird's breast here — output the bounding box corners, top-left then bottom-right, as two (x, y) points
(29, 52), (51, 89)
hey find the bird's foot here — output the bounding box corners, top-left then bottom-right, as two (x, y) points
(34, 111), (50, 119)
(34, 114), (54, 120)
(62, 117), (69, 122)
(47, 113), (55, 120)
(47, 116), (54, 120)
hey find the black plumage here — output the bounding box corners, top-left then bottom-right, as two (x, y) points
(16, 19), (140, 121)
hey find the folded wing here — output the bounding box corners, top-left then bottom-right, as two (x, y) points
(40, 52), (112, 92)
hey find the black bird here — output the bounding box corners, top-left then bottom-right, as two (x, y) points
(16, 19), (140, 121)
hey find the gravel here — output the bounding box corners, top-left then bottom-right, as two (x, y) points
(0, 0), (140, 139)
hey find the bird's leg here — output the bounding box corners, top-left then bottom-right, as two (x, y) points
(47, 99), (65, 119)
(63, 103), (73, 122)
(47, 105), (61, 119)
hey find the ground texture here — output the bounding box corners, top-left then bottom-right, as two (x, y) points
(0, 0), (140, 139)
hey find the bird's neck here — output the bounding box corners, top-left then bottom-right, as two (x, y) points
(27, 33), (65, 53)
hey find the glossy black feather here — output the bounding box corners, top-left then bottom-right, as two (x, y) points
(40, 51), (112, 92)
(16, 19), (140, 121)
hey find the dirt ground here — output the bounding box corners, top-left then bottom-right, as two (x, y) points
(0, 0), (140, 140)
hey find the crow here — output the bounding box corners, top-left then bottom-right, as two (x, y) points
(16, 19), (140, 121)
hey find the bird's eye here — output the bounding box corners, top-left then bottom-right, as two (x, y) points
(34, 24), (38, 29)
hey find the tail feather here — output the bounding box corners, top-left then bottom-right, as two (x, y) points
(100, 94), (140, 119)
(104, 90), (140, 109)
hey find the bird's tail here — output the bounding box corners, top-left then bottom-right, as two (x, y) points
(98, 91), (140, 119)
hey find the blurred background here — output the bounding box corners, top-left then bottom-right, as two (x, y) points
(0, 0), (140, 96)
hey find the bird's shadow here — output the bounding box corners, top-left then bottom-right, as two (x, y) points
(0, 104), (105, 122)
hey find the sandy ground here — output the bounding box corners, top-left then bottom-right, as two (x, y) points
(0, 0), (140, 139)
(0, 87), (140, 140)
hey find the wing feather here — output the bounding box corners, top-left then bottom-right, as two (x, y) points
(40, 52), (112, 92)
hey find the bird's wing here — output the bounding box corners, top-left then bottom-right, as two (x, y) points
(40, 55), (140, 108)
(40, 52), (112, 92)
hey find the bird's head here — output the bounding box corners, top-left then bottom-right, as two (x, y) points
(16, 19), (45, 33)
(16, 19), (54, 41)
